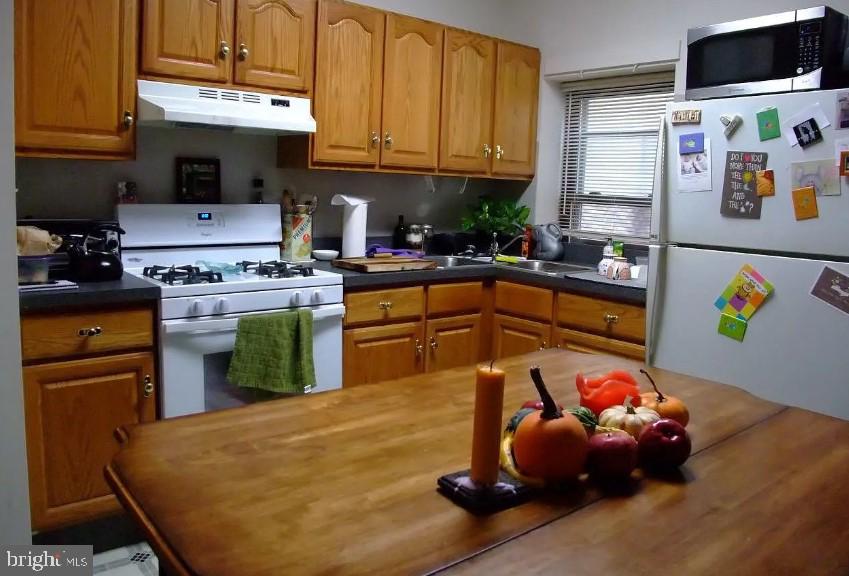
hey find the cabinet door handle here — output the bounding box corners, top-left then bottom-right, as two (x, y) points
(122, 111), (134, 128)
(415, 338), (424, 357)
(377, 301), (393, 310)
(539, 340), (547, 351)
(604, 313), (620, 324)
(429, 336), (438, 352)
(384, 131), (393, 149)
(495, 144), (504, 160)
(238, 43), (249, 60)
(143, 375), (154, 398)
(371, 131), (380, 148)
(78, 326), (103, 337)
(482, 143), (492, 158)
(219, 41), (231, 58)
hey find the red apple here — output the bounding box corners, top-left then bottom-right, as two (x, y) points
(637, 419), (691, 469)
(586, 432), (638, 479)
(521, 400), (564, 411)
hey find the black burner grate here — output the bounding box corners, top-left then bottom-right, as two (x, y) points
(143, 265), (224, 285)
(236, 260), (315, 279)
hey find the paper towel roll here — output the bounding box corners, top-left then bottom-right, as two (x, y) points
(331, 194), (374, 258)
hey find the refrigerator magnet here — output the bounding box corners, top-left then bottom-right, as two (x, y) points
(755, 169), (775, 197)
(679, 132), (705, 154)
(717, 314), (747, 342)
(719, 114), (743, 138)
(756, 107), (781, 141)
(841, 151), (849, 176)
(714, 264), (774, 321)
(811, 266), (849, 316)
(792, 118), (823, 148)
(792, 186), (819, 220)
(792, 159), (841, 196)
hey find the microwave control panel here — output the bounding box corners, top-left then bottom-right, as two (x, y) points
(797, 21), (823, 75)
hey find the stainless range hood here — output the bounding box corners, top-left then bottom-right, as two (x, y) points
(137, 80), (316, 134)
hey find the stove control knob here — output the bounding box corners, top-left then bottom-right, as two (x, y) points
(312, 289), (324, 304)
(217, 297), (230, 313)
(190, 299), (204, 315)
(291, 291), (302, 306)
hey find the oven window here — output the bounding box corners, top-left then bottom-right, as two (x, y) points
(204, 351), (282, 411)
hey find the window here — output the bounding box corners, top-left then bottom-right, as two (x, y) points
(559, 74), (674, 242)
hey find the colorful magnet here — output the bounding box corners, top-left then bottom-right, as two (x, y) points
(756, 107), (781, 141)
(756, 169), (775, 197)
(717, 313), (747, 342)
(679, 132), (705, 154)
(793, 118), (823, 148)
(714, 264), (774, 321)
(792, 186), (819, 220)
(841, 151), (849, 176)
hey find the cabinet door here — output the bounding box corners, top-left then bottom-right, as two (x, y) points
(141, 0), (234, 82)
(425, 314), (481, 373)
(555, 328), (645, 360)
(343, 322), (424, 387)
(15, 0), (137, 157)
(234, 0), (316, 92)
(313, 0), (384, 165)
(492, 314), (550, 360)
(380, 15), (443, 169)
(439, 30), (495, 173)
(491, 42), (540, 177)
(23, 352), (156, 531)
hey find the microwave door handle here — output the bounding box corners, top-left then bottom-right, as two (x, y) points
(162, 304), (346, 335)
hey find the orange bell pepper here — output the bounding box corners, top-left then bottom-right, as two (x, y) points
(576, 371), (641, 416)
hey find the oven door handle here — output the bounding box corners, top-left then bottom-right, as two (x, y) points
(162, 304), (346, 335)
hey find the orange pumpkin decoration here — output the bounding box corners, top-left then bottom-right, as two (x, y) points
(513, 367), (588, 481)
(639, 369), (690, 427)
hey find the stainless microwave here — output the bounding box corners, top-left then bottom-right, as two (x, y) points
(686, 6), (849, 100)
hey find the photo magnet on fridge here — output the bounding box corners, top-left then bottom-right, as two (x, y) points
(811, 266), (849, 316)
(841, 151), (849, 176)
(756, 107), (781, 141)
(679, 132), (705, 154)
(793, 118), (823, 148)
(756, 169), (775, 197)
(717, 314), (747, 342)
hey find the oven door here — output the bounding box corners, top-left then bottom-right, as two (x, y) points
(160, 304), (344, 418)
(686, 11), (806, 99)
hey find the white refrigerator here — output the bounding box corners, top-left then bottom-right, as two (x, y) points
(647, 89), (849, 420)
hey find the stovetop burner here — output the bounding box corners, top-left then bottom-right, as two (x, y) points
(237, 260), (315, 279)
(143, 265), (224, 286)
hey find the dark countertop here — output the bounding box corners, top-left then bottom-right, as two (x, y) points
(312, 260), (647, 305)
(19, 273), (161, 314)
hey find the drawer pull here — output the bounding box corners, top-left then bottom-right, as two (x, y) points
(539, 340), (548, 351)
(604, 313), (620, 324)
(415, 338), (423, 357)
(378, 301), (393, 310)
(429, 336), (438, 352)
(78, 326), (103, 337)
(143, 375), (154, 398)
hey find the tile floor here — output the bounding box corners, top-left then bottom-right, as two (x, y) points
(93, 542), (158, 576)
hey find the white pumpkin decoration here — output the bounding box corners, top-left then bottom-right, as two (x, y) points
(598, 396), (660, 440)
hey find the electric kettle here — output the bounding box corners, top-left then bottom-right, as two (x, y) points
(531, 223), (564, 261)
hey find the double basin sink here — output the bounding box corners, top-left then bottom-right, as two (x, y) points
(425, 255), (592, 276)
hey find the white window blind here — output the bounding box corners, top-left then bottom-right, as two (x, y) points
(559, 75), (674, 242)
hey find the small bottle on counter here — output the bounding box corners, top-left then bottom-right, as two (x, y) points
(599, 237), (615, 276)
(392, 215), (407, 248)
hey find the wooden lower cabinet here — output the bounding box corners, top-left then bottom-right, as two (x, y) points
(425, 314), (480, 372)
(343, 321), (424, 387)
(23, 351), (156, 531)
(555, 328), (645, 361)
(492, 314), (550, 360)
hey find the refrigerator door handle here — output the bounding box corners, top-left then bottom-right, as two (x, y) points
(645, 243), (668, 365)
(649, 113), (667, 244)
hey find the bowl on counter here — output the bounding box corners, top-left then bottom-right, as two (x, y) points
(313, 250), (340, 261)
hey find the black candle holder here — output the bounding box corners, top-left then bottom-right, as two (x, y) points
(436, 469), (535, 514)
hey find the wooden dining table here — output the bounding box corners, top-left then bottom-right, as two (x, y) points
(105, 350), (849, 575)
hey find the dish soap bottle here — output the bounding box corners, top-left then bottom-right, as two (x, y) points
(599, 238), (615, 276)
(392, 215), (407, 248)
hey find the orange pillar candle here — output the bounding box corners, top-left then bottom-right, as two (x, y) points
(470, 363), (506, 486)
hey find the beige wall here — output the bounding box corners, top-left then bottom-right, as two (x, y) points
(0, 0), (31, 543)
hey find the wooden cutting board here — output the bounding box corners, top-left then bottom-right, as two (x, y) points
(331, 256), (437, 272)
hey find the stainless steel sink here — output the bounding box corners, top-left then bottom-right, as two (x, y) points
(502, 260), (593, 274)
(424, 256), (486, 268)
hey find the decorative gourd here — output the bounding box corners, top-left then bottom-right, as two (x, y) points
(639, 369), (690, 427)
(566, 405), (598, 435)
(576, 371), (642, 416)
(598, 396), (660, 440)
(512, 367), (589, 481)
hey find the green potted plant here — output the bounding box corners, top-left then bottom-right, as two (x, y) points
(460, 196), (531, 253)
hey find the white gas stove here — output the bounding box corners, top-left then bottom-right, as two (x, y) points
(118, 204), (344, 418)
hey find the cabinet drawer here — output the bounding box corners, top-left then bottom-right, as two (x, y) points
(494, 281), (553, 322)
(556, 328), (645, 360)
(344, 287), (424, 327)
(557, 293), (645, 343)
(427, 282), (483, 317)
(21, 307), (154, 362)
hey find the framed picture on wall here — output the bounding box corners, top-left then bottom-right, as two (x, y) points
(176, 157), (221, 204)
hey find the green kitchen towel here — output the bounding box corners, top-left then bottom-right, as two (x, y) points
(227, 309), (315, 394)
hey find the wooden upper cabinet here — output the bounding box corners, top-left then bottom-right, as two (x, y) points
(439, 30), (495, 173)
(141, 0), (234, 82)
(14, 0), (138, 158)
(380, 15), (443, 169)
(234, 0), (316, 92)
(313, 0), (385, 165)
(492, 42), (540, 177)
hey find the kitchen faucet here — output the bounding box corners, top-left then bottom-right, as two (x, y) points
(490, 232), (525, 263)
